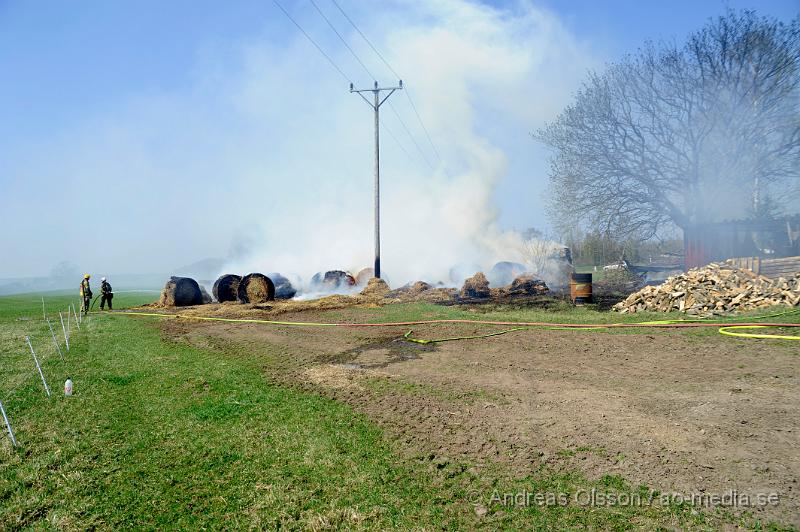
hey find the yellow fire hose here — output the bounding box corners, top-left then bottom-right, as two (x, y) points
(108, 308), (800, 343)
(718, 325), (800, 341)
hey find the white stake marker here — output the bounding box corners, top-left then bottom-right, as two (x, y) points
(41, 296), (46, 321)
(47, 319), (64, 361)
(59, 312), (70, 352)
(72, 304), (80, 330)
(26, 336), (51, 397)
(0, 400), (17, 447)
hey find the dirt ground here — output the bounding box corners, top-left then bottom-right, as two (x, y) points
(158, 307), (800, 526)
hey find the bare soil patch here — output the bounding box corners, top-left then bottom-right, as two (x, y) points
(160, 310), (800, 525)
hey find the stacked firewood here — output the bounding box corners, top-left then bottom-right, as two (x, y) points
(613, 263), (800, 315)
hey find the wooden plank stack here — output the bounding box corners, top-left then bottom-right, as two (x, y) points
(612, 263), (800, 315)
(726, 255), (800, 279)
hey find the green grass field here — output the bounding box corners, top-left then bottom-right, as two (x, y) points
(0, 293), (793, 530)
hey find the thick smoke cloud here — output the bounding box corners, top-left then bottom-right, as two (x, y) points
(0, 0), (599, 286)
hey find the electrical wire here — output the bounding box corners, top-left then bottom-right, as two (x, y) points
(330, 0), (442, 163)
(330, 0), (400, 80)
(310, 0), (374, 81)
(308, 0), (433, 172)
(271, 0), (352, 84)
(272, 0), (423, 172)
(381, 121), (426, 174)
(387, 101), (434, 171)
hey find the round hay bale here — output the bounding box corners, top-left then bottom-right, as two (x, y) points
(213, 274), (241, 302)
(488, 261), (528, 287)
(355, 267), (374, 286)
(460, 272), (490, 299)
(507, 274), (549, 296)
(360, 277), (390, 297)
(268, 273), (297, 299)
(237, 273), (275, 303)
(312, 270), (356, 290)
(159, 276), (203, 307)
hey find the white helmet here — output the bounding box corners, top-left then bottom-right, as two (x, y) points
(101, 277), (106, 282)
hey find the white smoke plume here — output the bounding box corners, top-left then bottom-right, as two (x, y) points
(0, 0), (599, 288)
(223, 0), (598, 287)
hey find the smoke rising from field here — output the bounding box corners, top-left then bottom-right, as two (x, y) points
(0, 0), (598, 286)
(220, 0), (598, 286)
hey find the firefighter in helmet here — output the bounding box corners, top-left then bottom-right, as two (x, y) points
(100, 277), (113, 310)
(80, 274), (92, 314)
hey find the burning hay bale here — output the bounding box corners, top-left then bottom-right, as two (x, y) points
(504, 274), (549, 296)
(386, 281), (433, 300)
(213, 274), (241, 303)
(159, 276), (204, 307)
(237, 273), (275, 303)
(360, 277), (390, 297)
(311, 270), (357, 290)
(613, 263), (800, 315)
(355, 267), (374, 286)
(268, 273), (297, 299)
(488, 261), (529, 287)
(461, 272), (491, 299)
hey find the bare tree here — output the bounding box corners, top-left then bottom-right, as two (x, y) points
(537, 10), (800, 239)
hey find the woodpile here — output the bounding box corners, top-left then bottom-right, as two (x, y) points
(613, 263), (800, 315)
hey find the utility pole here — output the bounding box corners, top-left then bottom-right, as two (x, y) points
(350, 80), (402, 279)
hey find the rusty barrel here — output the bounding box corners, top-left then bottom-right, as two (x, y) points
(569, 272), (593, 304)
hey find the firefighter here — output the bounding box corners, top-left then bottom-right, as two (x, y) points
(100, 277), (113, 310)
(80, 274), (92, 314)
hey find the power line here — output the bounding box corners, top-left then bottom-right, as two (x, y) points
(330, 0), (400, 80)
(403, 87), (441, 162)
(271, 0), (351, 84)
(387, 101), (434, 171)
(311, 1), (432, 171)
(309, 0), (375, 81)
(381, 121), (427, 175)
(329, 0), (442, 163)
(270, 0), (423, 173)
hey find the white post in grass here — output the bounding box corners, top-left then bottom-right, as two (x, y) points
(47, 319), (64, 361)
(26, 336), (51, 397)
(41, 296), (46, 321)
(0, 400), (17, 447)
(59, 311), (70, 352)
(72, 304), (80, 330)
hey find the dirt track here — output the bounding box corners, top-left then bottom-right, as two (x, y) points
(160, 308), (800, 525)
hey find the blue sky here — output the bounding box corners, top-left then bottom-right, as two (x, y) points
(0, 0), (797, 280)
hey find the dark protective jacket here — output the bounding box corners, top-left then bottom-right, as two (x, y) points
(101, 280), (112, 295)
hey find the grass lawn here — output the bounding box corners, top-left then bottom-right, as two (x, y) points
(0, 292), (793, 529)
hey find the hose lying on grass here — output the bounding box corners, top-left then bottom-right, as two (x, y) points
(108, 308), (800, 342)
